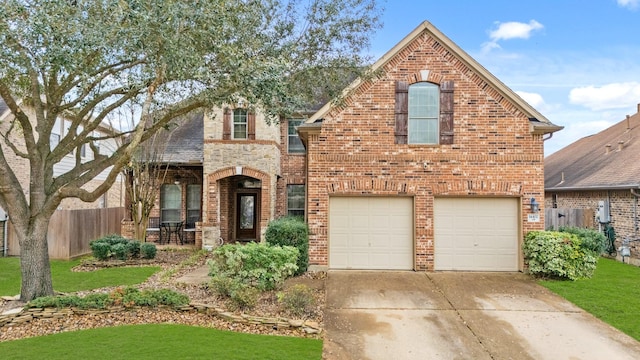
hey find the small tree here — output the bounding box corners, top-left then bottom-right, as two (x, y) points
(123, 125), (172, 241)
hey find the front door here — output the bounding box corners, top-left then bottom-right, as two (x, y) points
(236, 193), (258, 240)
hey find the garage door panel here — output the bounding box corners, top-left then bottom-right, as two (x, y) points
(330, 197), (414, 270)
(435, 198), (518, 271)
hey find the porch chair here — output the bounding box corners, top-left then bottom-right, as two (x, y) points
(145, 217), (161, 243)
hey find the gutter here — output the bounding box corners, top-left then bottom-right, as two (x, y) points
(546, 184), (640, 192)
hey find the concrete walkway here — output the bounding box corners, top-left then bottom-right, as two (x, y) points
(175, 265), (210, 285)
(323, 271), (640, 360)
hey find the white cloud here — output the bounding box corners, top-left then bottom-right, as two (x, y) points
(617, 0), (639, 10)
(568, 82), (640, 110)
(515, 91), (545, 109)
(482, 20), (544, 53)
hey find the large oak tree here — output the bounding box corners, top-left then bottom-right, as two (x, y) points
(0, 0), (381, 301)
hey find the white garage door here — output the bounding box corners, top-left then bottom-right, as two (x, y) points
(434, 198), (518, 271)
(329, 197), (413, 270)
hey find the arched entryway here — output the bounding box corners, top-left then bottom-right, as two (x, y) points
(207, 167), (271, 243)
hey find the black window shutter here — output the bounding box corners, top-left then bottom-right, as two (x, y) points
(439, 80), (454, 145)
(395, 81), (409, 144)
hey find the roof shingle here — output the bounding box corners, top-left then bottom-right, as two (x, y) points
(545, 108), (640, 190)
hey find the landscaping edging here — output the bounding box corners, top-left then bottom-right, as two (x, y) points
(0, 302), (322, 335)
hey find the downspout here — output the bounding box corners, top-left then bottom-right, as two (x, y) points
(631, 189), (640, 235)
(543, 132), (554, 141)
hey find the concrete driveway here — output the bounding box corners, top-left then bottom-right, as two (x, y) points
(323, 271), (640, 360)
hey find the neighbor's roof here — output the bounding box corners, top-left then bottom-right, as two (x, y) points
(306, 21), (562, 135)
(545, 109), (640, 191)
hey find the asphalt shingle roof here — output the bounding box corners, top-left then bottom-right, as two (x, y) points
(545, 108), (640, 190)
(157, 112), (204, 165)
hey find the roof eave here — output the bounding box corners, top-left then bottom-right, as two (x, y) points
(546, 184), (640, 191)
(308, 21), (562, 130)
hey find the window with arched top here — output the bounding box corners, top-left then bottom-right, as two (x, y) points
(408, 82), (439, 144)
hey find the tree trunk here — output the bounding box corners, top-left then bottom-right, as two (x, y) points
(19, 216), (54, 301)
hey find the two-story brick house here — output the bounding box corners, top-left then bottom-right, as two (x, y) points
(125, 21), (561, 272)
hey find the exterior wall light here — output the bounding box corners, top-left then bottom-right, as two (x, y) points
(529, 197), (540, 213)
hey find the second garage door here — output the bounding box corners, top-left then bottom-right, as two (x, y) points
(434, 197), (519, 271)
(329, 197), (414, 270)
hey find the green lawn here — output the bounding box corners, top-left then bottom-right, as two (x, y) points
(0, 324), (323, 359)
(0, 257), (160, 296)
(540, 257), (640, 341)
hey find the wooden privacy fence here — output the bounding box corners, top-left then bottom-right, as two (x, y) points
(6, 207), (125, 259)
(545, 208), (595, 230)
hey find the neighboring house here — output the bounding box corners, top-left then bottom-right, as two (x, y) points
(0, 99), (124, 212)
(545, 104), (640, 262)
(124, 21), (562, 272)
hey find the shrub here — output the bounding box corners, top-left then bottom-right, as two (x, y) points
(112, 243), (128, 261)
(208, 242), (298, 291)
(127, 241), (141, 259)
(90, 241), (111, 261)
(558, 226), (607, 254)
(209, 275), (237, 297)
(229, 284), (260, 310)
(265, 216), (309, 275)
(523, 231), (598, 280)
(140, 243), (157, 259)
(27, 288), (188, 310)
(277, 284), (316, 318)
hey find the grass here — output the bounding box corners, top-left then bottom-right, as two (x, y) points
(0, 324), (323, 360)
(540, 257), (640, 341)
(0, 257), (160, 296)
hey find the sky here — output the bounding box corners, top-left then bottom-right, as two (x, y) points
(367, 0), (640, 155)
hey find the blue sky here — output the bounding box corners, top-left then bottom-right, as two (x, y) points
(367, 0), (640, 155)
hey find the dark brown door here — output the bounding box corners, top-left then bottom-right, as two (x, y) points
(236, 193), (258, 240)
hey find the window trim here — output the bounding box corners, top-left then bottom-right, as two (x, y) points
(160, 184), (182, 222)
(232, 108), (248, 140)
(287, 119), (306, 154)
(286, 184), (305, 217)
(408, 82), (439, 145)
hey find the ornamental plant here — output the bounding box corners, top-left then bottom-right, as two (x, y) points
(265, 216), (309, 275)
(208, 242), (298, 291)
(523, 231), (598, 280)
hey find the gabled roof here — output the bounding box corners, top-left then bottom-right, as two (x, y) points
(305, 21), (562, 134)
(545, 108), (640, 191)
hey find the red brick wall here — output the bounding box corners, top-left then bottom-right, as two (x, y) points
(276, 119), (307, 217)
(545, 190), (640, 259)
(305, 31), (546, 270)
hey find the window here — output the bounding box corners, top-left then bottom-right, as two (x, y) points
(161, 184), (181, 222)
(287, 185), (305, 217)
(186, 184), (201, 225)
(233, 109), (248, 139)
(408, 82), (439, 144)
(288, 119), (305, 153)
(79, 143), (86, 158)
(50, 133), (60, 151)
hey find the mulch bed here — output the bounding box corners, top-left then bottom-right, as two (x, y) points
(0, 249), (326, 342)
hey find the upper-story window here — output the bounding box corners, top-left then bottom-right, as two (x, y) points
(408, 82), (439, 144)
(288, 119), (305, 153)
(233, 109), (248, 139)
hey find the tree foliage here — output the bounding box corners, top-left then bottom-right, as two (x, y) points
(0, 0), (382, 301)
